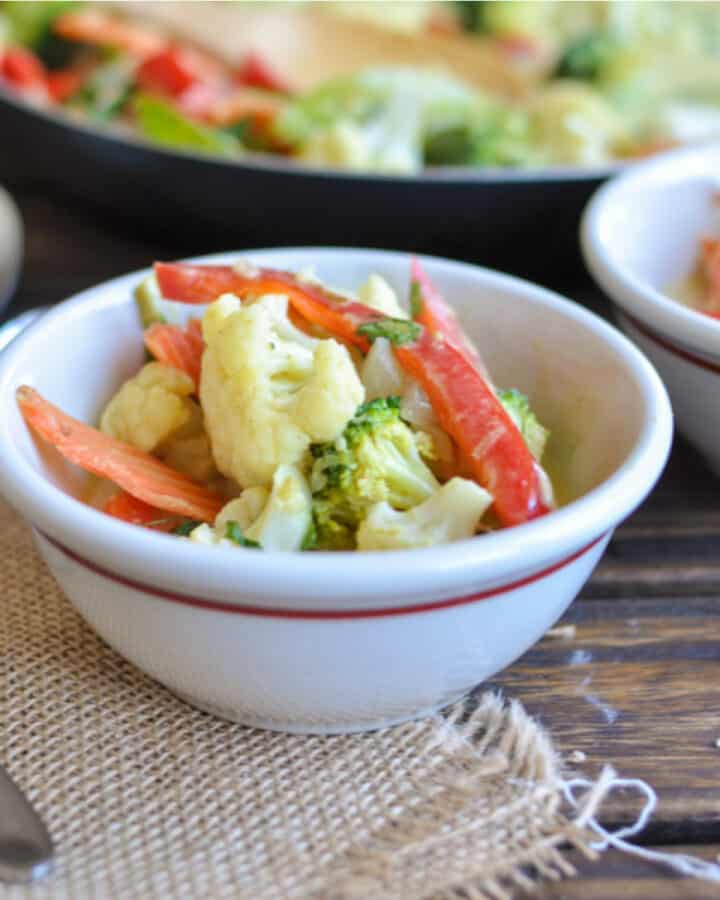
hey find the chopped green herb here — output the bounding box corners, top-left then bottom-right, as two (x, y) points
(225, 521), (262, 549)
(173, 519), (202, 536)
(497, 388), (549, 461)
(357, 318), (422, 347)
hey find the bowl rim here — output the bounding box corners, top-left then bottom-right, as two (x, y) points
(581, 140), (720, 357)
(0, 247), (673, 610)
(0, 87), (618, 186)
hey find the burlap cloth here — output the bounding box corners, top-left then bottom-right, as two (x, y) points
(0, 500), (598, 900)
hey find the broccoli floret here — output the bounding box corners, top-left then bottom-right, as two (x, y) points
(424, 107), (534, 168)
(498, 388), (549, 461)
(309, 396), (438, 550)
(554, 29), (623, 82)
(457, 1), (552, 38)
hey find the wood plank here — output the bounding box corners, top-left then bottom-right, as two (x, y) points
(529, 846), (720, 899)
(491, 596), (720, 842)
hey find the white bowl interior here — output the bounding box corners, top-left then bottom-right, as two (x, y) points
(582, 142), (720, 356)
(7, 249), (648, 510)
(597, 174), (719, 289)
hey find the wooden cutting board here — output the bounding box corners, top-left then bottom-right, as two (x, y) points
(110, 0), (536, 96)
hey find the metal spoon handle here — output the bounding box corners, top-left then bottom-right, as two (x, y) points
(0, 764), (53, 883)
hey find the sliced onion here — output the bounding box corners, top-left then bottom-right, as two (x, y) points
(400, 378), (436, 429)
(360, 337), (405, 400)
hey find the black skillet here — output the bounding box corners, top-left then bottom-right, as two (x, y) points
(0, 87), (611, 284)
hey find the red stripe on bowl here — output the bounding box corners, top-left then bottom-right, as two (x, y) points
(621, 311), (720, 375)
(38, 530), (607, 619)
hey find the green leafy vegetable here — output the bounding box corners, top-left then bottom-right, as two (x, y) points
(554, 29), (622, 81)
(357, 318), (421, 346)
(498, 388), (549, 461)
(225, 521), (262, 549)
(274, 67), (480, 174)
(133, 94), (241, 157)
(4, 1), (77, 49)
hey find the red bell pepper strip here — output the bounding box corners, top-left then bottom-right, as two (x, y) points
(154, 262), (385, 350)
(154, 262), (547, 525)
(104, 491), (180, 531)
(46, 69), (85, 103)
(154, 262), (242, 304)
(410, 257), (487, 375)
(235, 52), (292, 94)
(1, 47), (48, 99)
(136, 47), (225, 97)
(144, 321), (204, 390)
(394, 333), (548, 525)
(17, 386), (223, 522)
(136, 48), (200, 97)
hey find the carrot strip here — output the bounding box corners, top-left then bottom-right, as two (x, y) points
(700, 238), (720, 314)
(104, 491), (180, 532)
(186, 318), (203, 340)
(17, 386), (223, 522)
(54, 10), (166, 57)
(207, 87), (284, 128)
(144, 322), (204, 390)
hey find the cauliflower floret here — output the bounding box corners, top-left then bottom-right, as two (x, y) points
(530, 81), (627, 165)
(215, 487), (270, 533)
(358, 274), (407, 319)
(189, 523), (233, 547)
(291, 340), (364, 442)
(242, 464), (312, 551)
(157, 402), (218, 484)
(356, 477), (493, 551)
(299, 121), (372, 171)
(200, 293), (365, 486)
(190, 466), (312, 551)
(100, 362), (195, 453)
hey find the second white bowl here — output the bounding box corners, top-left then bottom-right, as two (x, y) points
(582, 142), (720, 475)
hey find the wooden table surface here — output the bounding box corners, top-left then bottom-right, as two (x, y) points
(2, 176), (719, 899)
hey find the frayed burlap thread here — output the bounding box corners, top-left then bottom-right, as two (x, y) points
(0, 500), (596, 900)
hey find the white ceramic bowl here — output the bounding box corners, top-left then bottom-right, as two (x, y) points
(582, 142), (720, 475)
(0, 184), (22, 312)
(0, 248), (672, 733)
